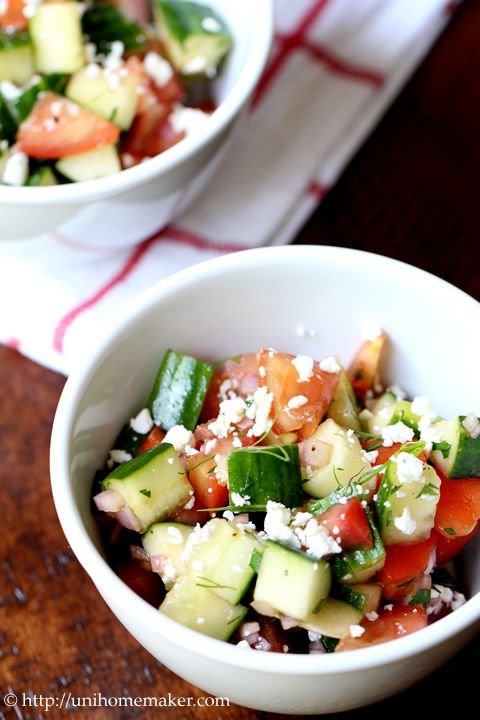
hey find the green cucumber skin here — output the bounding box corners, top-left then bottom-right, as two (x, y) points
(155, 1), (229, 44)
(308, 483), (360, 516)
(148, 350), (214, 432)
(0, 96), (17, 143)
(0, 30), (31, 51)
(82, 3), (146, 54)
(452, 416), (480, 478)
(337, 585), (366, 611)
(113, 423), (148, 456)
(332, 509), (385, 583)
(389, 400), (421, 434)
(26, 166), (57, 186)
(102, 441), (172, 486)
(228, 444), (303, 508)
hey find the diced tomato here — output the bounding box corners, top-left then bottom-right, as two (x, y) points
(377, 536), (436, 601)
(121, 106), (183, 162)
(317, 498), (373, 551)
(136, 426), (165, 455)
(16, 92), (120, 159)
(201, 353), (259, 421)
(115, 559), (165, 607)
(170, 496), (209, 526)
(348, 333), (386, 397)
(258, 350), (338, 439)
(433, 525), (479, 565)
(336, 606), (427, 651)
(0, 0), (28, 30)
(434, 472), (480, 538)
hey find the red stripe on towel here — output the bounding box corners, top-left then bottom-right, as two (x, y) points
(52, 237), (156, 354)
(301, 40), (385, 87)
(151, 224), (247, 254)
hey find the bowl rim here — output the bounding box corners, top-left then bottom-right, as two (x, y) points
(50, 245), (480, 676)
(0, 0), (273, 206)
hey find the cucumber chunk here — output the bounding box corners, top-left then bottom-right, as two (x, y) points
(376, 453), (441, 544)
(302, 419), (371, 498)
(160, 577), (247, 640)
(327, 369), (361, 431)
(228, 444), (303, 508)
(185, 518), (261, 604)
(66, 66), (139, 130)
(365, 391), (397, 435)
(82, 3), (146, 54)
(299, 598), (362, 638)
(388, 400), (422, 434)
(102, 442), (192, 532)
(332, 509), (385, 584)
(30, 2), (85, 74)
(154, 0), (231, 77)
(143, 521), (193, 588)
(0, 30), (34, 84)
(431, 417), (480, 478)
(148, 350), (214, 432)
(349, 582), (382, 614)
(26, 166), (57, 186)
(56, 144), (121, 182)
(113, 424), (148, 457)
(253, 541), (331, 621)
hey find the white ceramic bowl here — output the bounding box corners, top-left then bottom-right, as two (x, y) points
(50, 246), (480, 714)
(0, 0), (273, 243)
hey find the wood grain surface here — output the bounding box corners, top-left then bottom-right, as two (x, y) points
(1, 1), (479, 717)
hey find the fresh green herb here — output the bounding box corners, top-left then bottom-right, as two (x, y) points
(82, 2), (146, 53)
(188, 454), (215, 472)
(408, 589), (431, 607)
(354, 430), (382, 440)
(397, 577), (415, 588)
(443, 527), (456, 536)
(139, 489), (151, 497)
(198, 504), (268, 513)
(195, 577), (236, 591)
(416, 482), (439, 499)
(207, 466), (216, 474)
(384, 509), (393, 527)
(432, 440), (451, 458)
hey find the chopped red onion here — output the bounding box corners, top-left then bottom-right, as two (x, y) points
(116, 506), (142, 533)
(93, 489), (125, 513)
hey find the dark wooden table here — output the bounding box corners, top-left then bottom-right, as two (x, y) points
(1, 2), (480, 717)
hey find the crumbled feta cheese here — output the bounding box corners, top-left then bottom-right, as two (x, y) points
(232, 436), (242, 448)
(365, 611), (379, 622)
(184, 445), (199, 457)
(384, 604), (393, 611)
(204, 438), (218, 454)
(292, 511), (313, 526)
(201, 16), (222, 32)
(258, 365), (266, 378)
(308, 630), (322, 642)
(319, 356), (340, 374)
(295, 519), (341, 559)
(183, 494), (196, 510)
(183, 56), (208, 74)
(213, 454), (228, 485)
(163, 424), (194, 452)
(381, 421), (414, 447)
(231, 492), (250, 507)
(349, 624), (365, 638)
(223, 510), (235, 521)
(247, 386), (273, 438)
(287, 394), (308, 409)
(208, 396), (246, 438)
(84, 62), (101, 78)
(0, 81), (21, 100)
(2, 150), (28, 186)
(219, 378), (235, 401)
(144, 51), (174, 87)
(130, 408), (154, 435)
(411, 396), (432, 417)
(122, 152), (135, 168)
(345, 428), (356, 445)
(108, 449), (132, 467)
(170, 105), (209, 135)
(237, 639), (253, 649)
(167, 525), (184, 543)
(264, 501), (300, 548)
(291, 354), (314, 383)
(393, 507), (417, 536)
(427, 585), (466, 616)
(393, 452), (424, 484)
(359, 408), (373, 421)
(362, 449), (379, 464)
(22, 0), (41, 18)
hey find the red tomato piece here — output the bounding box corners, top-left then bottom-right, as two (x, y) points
(433, 525), (479, 565)
(434, 472), (480, 538)
(317, 497), (373, 551)
(377, 536), (436, 601)
(348, 333), (386, 397)
(16, 92), (120, 159)
(0, 0), (28, 29)
(258, 349), (338, 439)
(336, 606), (427, 651)
(115, 560), (165, 607)
(170, 496), (209, 526)
(121, 106), (183, 162)
(136, 426), (165, 455)
(201, 353), (259, 421)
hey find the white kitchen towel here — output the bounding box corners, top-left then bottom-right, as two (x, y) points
(0, 0), (458, 374)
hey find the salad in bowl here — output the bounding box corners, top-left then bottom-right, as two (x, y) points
(0, 0), (232, 185)
(92, 333), (480, 653)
